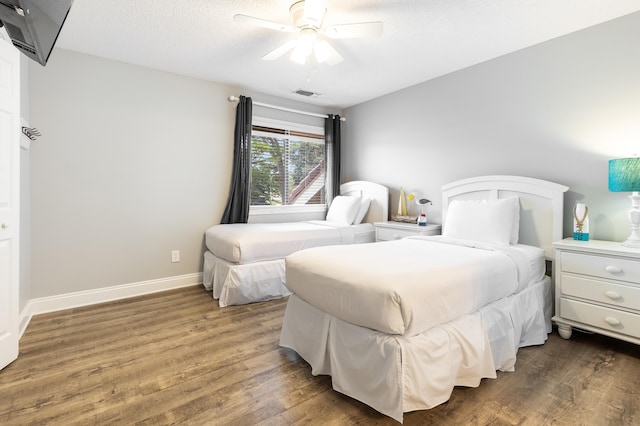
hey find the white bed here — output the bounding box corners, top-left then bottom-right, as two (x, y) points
(279, 175), (569, 423)
(202, 181), (389, 307)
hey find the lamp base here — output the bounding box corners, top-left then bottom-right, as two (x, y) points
(622, 192), (640, 248)
(622, 239), (640, 248)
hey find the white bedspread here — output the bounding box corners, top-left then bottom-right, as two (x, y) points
(285, 236), (544, 337)
(280, 277), (551, 423)
(205, 221), (371, 264)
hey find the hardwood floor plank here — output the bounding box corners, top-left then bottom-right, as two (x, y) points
(1, 286), (639, 425)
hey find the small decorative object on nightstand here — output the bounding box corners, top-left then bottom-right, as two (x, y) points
(374, 221), (441, 242)
(392, 191), (432, 224)
(416, 197), (431, 226)
(572, 203), (589, 241)
(552, 238), (640, 344)
(398, 187), (407, 216)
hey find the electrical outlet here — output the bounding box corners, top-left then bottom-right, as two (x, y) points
(171, 250), (180, 263)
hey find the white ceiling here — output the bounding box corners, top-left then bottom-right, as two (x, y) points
(55, 0), (640, 109)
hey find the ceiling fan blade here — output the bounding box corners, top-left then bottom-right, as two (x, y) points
(303, 0), (327, 28)
(324, 21), (383, 39)
(233, 14), (296, 32)
(262, 40), (298, 61)
(314, 40), (343, 65)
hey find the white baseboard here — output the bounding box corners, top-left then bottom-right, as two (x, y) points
(18, 273), (202, 337)
(18, 301), (34, 339)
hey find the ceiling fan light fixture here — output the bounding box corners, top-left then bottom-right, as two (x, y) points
(290, 45), (309, 64)
(238, 0), (379, 67)
(290, 27), (316, 64)
(313, 39), (332, 63)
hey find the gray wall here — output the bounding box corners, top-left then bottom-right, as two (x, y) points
(29, 49), (235, 298)
(342, 12), (640, 243)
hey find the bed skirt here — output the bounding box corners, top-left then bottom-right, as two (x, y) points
(203, 250), (291, 307)
(279, 277), (552, 423)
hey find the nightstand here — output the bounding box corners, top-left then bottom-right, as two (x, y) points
(373, 221), (441, 242)
(552, 238), (640, 345)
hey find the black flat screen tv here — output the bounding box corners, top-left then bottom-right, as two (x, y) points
(0, 0), (73, 66)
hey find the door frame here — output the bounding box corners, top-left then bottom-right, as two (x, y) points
(0, 38), (21, 370)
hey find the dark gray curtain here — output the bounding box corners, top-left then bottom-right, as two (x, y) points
(221, 96), (253, 224)
(325, 114), (341, 202)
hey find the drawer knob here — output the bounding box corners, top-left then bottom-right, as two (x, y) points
(605, 265), (623, 274)
(605, 290), (622, 300)
(604, 316), (622, 326)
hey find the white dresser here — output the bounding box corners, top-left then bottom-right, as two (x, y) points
(373, 221), (441, 242)
(552, 238), (640, 344)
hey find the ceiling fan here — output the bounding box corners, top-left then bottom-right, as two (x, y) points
(234, 0), (383, 66)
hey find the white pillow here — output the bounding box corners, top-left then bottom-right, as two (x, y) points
(510, 197), (520, 244)
(443, 197), (518, 245)
(326, 195), (362, 225)
(352, 197), (371, 224)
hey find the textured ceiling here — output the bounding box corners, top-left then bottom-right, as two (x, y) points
(54, 0), (640, 109)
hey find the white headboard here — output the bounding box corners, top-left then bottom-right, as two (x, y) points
(340, 181), (389, 224)
(441, 175), (569, 258)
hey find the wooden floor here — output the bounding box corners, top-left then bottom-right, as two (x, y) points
(1, 286), (639, 425)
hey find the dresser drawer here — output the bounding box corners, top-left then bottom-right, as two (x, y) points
(560, 298), (640, 339)
(561, 252), (640, 284)
(376, 227), (416, 241)
(561, 275), (640, 310)
(376, 226), (439, 241)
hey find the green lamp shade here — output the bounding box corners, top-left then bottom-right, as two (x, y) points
(609, 158), (640, 192)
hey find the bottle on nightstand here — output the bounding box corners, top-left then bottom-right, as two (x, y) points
(416, 198), (431, 227)
(573, 203), (590, 241)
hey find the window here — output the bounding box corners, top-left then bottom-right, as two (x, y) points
(250, 118), (326, 210)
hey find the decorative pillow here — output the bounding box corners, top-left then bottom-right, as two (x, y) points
(326, 195), (362, 225)
(352, 197), (371, 225)
(443, 197), (519, 245)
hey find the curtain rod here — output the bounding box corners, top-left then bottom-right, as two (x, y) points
(228, 96), (346, 122)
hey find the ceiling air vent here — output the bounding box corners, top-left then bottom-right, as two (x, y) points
(293, 89), (320, 98)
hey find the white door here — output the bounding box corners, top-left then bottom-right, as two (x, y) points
(0, 39), (20, 370)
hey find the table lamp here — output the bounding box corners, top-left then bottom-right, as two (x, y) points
(608, 157), (640, 247)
